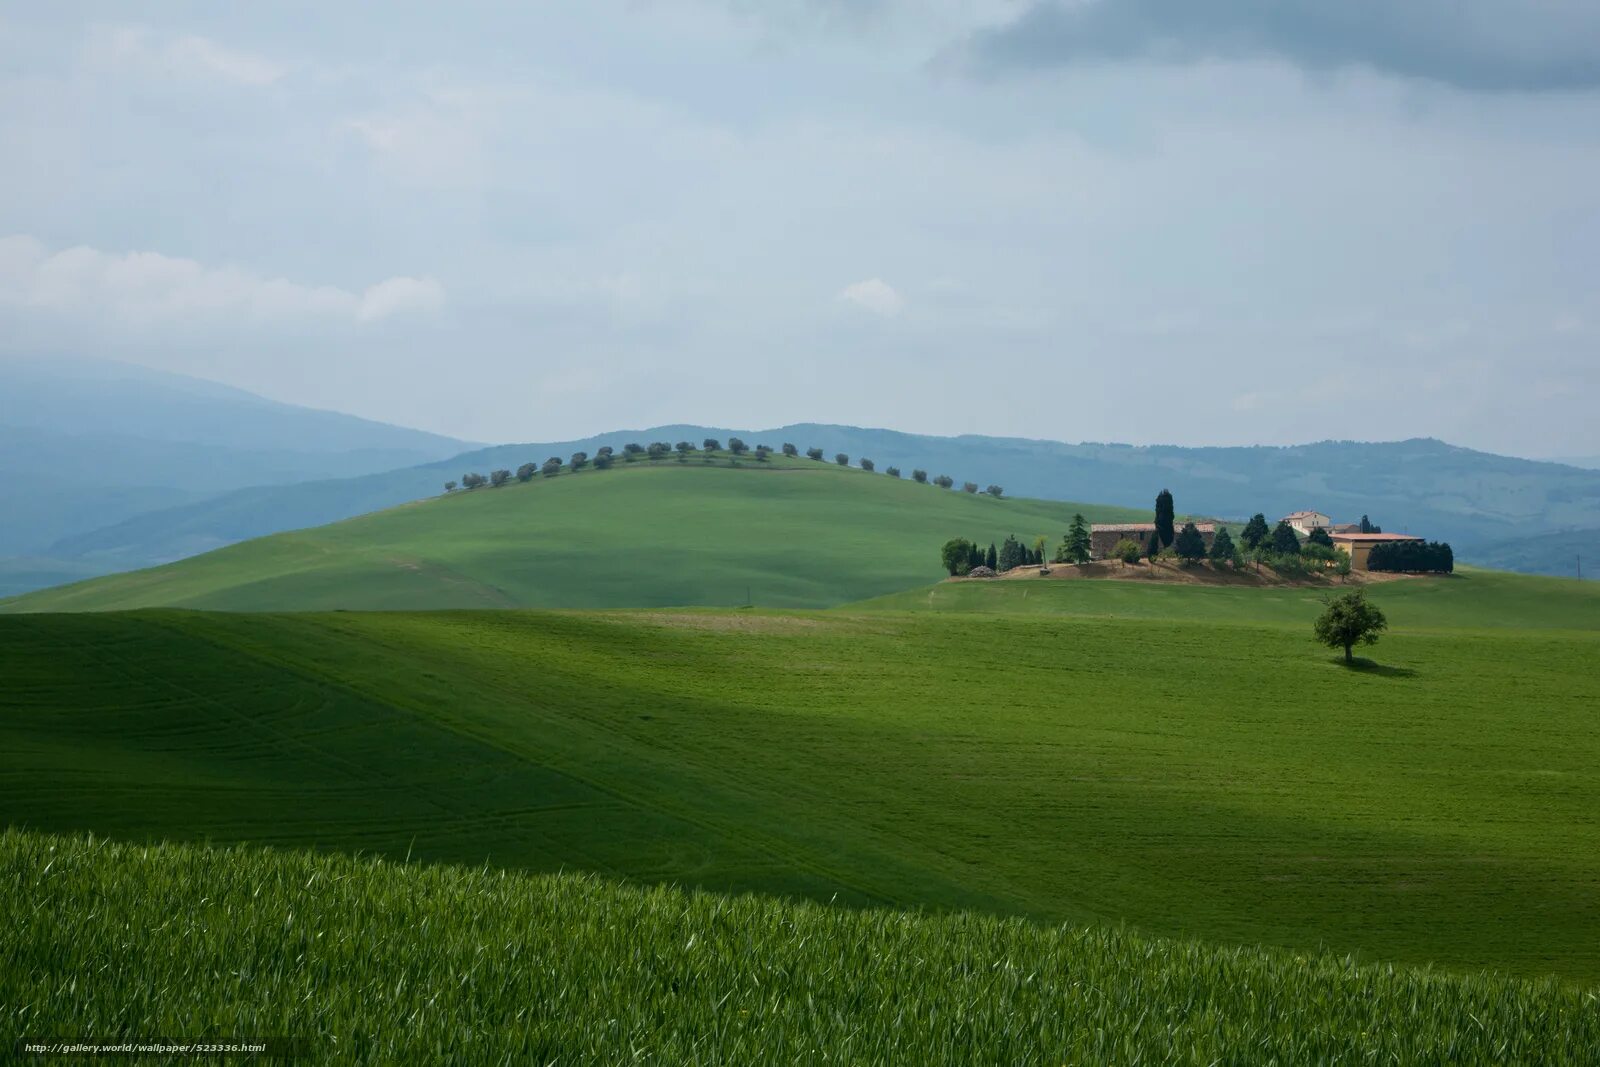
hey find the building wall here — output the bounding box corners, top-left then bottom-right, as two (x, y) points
(1089, 527), (1215, 559)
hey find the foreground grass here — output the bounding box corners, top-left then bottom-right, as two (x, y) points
(0, 460), (1146, 613)
(5, 831), (1596, 1065)
(6, 598), (1600, 983)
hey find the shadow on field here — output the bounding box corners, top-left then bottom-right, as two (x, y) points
(1335, 657), (1418, 678)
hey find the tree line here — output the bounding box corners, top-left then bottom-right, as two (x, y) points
(1368, 540), (1453, 573)
(444, 437), (1007, 499)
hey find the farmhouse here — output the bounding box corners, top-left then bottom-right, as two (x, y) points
(1329, 532), (1424, 571)
(1089, 523), (1215, 559)
(1282, 510), (1332, 536)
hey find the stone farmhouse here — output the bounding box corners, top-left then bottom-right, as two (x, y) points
(1282, 510), (1332, 536)
(1089, 523), (1216, 559)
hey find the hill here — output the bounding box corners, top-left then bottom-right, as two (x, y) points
(33, 424), (1600, 588)
(0, 355), (471, 562)
(4, 584), (1599, 982)
(6, 831), (1595, 1065)
(1, 459), (1145, 612)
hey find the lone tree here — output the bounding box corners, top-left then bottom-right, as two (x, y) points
(1314, 590), (1388, 664)
(1240, 513), (1270, 551)
(1209, 526), (1236, 566)
(1307, 526), (1334, 547)
(1173, 521), (1207, 563)
(1155, 489), (1176, 548)
(1271, 520), (1302, 556)
(1058, 513), (1092, 564)
(941, 538), (975, 576)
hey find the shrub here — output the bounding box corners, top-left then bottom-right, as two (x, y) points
(962, 482), (979, 494)
(836, 453), (850, 466)
(885, 466), (901, 478)
(1112, 538), (1142, 565)
(859, 458), (875, 472)
(912, 469), (928, 483)
(781, 443), (798, 457)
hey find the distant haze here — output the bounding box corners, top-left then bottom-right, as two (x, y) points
(1, 3), (1597, 456)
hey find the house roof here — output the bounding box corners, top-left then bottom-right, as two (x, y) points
(1091, 523), (1216, 533)
(1283, 510), (1329, 520)
(1329, 532), (1424, 542)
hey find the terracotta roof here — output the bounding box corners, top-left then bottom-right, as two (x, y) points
(1328, 532), (1424, 542)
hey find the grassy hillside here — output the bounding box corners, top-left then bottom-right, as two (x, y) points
(5, 587), (1599, 981)
(854, 565), (1600, 630)
(1, 459), (1145, 612)
(6, 832), (1596, 1065)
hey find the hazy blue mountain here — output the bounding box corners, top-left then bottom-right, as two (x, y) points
(0, 356), (473, 555)
(36, 424), (1600, 586)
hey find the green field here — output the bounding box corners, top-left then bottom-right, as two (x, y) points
(0, 459), (1146, 613)
(5, 583), (1599, 983)
(7, 830), (1596, 1065)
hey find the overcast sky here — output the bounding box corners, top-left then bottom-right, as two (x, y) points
(2, 1), (1596, 456)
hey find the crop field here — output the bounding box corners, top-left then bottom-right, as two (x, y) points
(5, 583), (1600, 984)
(6, 830), (1598, 1065)
(0, 459), (1147, 613)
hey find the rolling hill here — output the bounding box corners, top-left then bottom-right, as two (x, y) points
(7, 830), (1595, 1064)
(32, 424), (1600, 588)
(4, 572), (1600, 983)
(0, 458), (1147, 612)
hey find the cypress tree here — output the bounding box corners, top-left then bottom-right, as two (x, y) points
(1209, 526), (1236, 565)
(985, 543), (998, 570)
(1155, 489), (1176, 548)
(968, 542), (984, 571)
(1240, 513), (1270, 550)
(1147, 531), (1161, 558)
(1174, 521), (1206, 563)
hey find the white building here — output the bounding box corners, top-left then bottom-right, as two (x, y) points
(1282, 510), (1331, 536)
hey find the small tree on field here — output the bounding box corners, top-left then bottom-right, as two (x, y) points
(885, 466), (901, 478)
(1271, 520), (1301, 556)
(835, 453), (850, 466)
(935, 475), (954, 489)
(1112, 538), (1142, 566)
(647, 442), (671, 461)
(807, 447), (825, 461)
(985, 485), (1004, 498)
(444, 480), (457, 493)
(676, 441), (695, 457)
(704, 438), (721, 453)
(571, 452), (589, 471)
(516, 462), (538, 483)
(1058, 513), (1092, 564)
(1209, 526), (1236, 566)
(912, 469), (928, 483)
(1239, 514), (1270, 551)
(962, 482), (979, 494)
(755, 445), (771, 462)
(941, 538), (974, 576)
(1155, 489), (1176, 548)
(1173, 521), (1206, 563)
(860, 457), (875, 472)
(461, 472), (486, 489)
(541, 457), (562, 477)
(729, 438), (749, 455)
(781, 442), (798, 457)
(490, 469), (512, 488)
(593, 451), (614, 470)
(1314, 590), (1388, 664)
(1308, 526), (1333, 547)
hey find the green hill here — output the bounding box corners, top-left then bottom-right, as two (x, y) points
(0, 459), (1146, 613)
(7, 831), (1595, 1066)
(5, 588), (1599, 982)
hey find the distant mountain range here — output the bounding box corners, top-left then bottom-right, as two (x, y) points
(3, 361), (1596, 595)
(0, 356), (473, 594)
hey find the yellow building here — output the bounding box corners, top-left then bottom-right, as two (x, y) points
(1329, 532), (1424, 571)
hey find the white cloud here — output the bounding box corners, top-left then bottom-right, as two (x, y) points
(0, 235), (441, 325)
(86, 25), (285, 86)
(837, 277), (904, 316)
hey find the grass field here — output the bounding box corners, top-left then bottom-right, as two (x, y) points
(0, 458), (1147, 613)
(5, 582), (1599, 983)
(7, 830), (1597, 1065)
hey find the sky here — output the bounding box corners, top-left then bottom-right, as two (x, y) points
(1, 1), (1596, 456)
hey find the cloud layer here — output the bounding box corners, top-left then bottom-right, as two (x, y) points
(0, 236), (442, 325)
(961, 0), (1600, 92)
